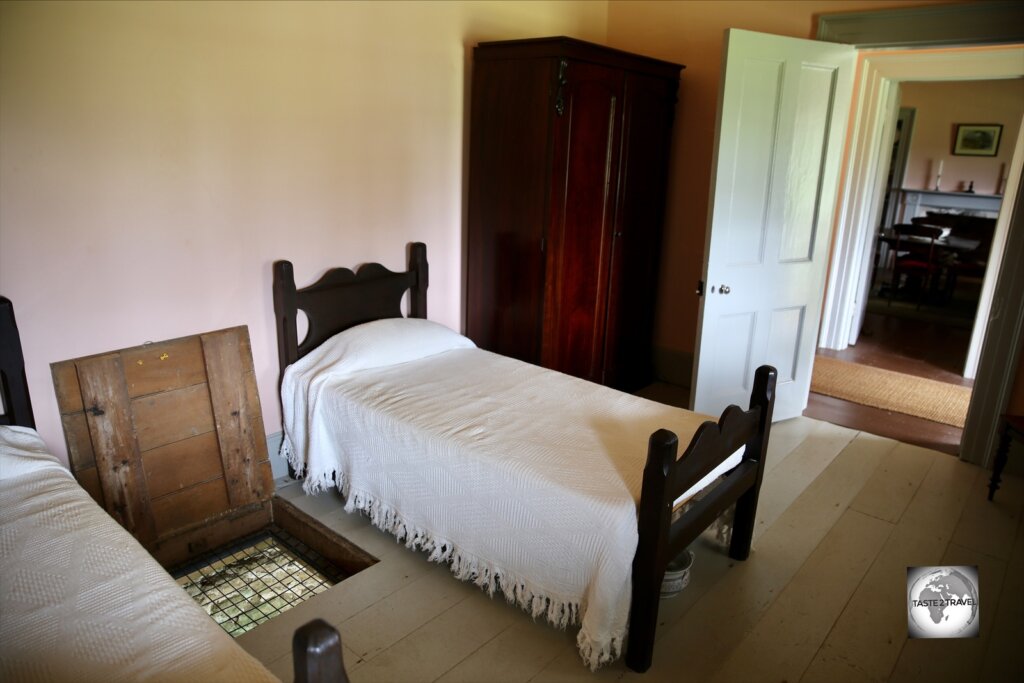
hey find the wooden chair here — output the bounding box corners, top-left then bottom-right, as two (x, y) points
(887, 224), (943, 308)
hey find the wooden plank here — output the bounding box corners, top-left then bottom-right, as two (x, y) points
(142, 431), (224, 500)
(244, 360), (275, 496)
(151, 501), (272, 570)
(848, 440), (935, 523)
(340, 565), (477, 660)
(889, 542), (1007, 683)
(802, 450), (977, 683)
(50, 359), (83, 414)
(352, 589), (520, 683)
(76, 353), (156, 543)
(710, 509), (892, 683)
(76, 466), (106, 508)
(150, 477), (232, 537)
(272, 496), (377, 576)
(980, 491), (1024, 683)
(60, 411), (95, 471)
(236, 540), (436, 668)
(202, 327), (270, 507)
(131, 383), (215, 451)
(122, 335), (207, 398)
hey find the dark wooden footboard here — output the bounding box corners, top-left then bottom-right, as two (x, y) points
(626, 365), (777, 672)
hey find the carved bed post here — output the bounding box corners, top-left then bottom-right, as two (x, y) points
(626, 428), (678, 673)
(273, 260), (299, 385)
(729, 365), (777, 561)
(0, 296), (34, 428)
(293, 618), (349, 683)
(408, 242), (428, 319)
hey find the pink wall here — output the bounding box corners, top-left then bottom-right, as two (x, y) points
(0, 1), (608, 463)
(900, 79), (1023, 195)
(0, 0), (987, 464)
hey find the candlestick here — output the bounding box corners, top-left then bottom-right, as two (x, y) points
(935, 159), (943, 191)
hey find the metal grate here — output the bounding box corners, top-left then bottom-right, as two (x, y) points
(173, 526), (346, 637)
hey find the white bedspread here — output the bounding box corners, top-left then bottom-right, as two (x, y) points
(282, 319), (728, 669)
(0, 426), (279, 683)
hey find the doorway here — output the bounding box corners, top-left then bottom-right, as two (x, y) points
(810, 77), (1022, 453)
(816, 43), (1024, 464)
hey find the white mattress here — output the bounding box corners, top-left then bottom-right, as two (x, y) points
(282, 320), (743, 669)
(0, 425), (279, 683)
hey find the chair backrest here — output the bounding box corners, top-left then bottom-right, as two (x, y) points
(913, 213), (960, 229)
(893, 223), (942, 241)
(891, 224), (942, 265)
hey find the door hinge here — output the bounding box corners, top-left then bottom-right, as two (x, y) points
(696, 279), (705, 297)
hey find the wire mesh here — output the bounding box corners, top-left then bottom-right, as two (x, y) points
(173, 525), (345, 637)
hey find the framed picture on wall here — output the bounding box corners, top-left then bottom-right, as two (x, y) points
(952, 123), (1003, 156)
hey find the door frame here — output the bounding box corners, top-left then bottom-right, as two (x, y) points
(818, 42), (1024, 467)
(820, 47), (1024, 356)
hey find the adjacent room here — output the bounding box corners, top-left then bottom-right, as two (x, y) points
(2, 2), (1022, 682)
(808, 76), (1024, 455)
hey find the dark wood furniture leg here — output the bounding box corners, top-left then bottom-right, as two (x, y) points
(988, 414), (1024, 501)
(293, 619), (350, 683)
(0, 296), (35, 428)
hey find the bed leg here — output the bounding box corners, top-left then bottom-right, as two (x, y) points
(729, 365), (776, 562)
(626, 577), (660, 673)
(293, 618), (349, 683)
(626, 429), (678, 673)
(729, 487), (759, 561)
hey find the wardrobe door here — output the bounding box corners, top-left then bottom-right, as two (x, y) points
(541, 61), (624, 382)
(465, 57), (557, 363)
(603, 71), (679, 391)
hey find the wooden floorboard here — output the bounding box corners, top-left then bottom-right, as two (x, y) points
(238, 419), (1021, 683)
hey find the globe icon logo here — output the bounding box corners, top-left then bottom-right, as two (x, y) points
(907, 566), (980, 638)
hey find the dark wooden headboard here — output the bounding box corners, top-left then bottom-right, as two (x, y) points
(272, 242), (428, 379)
(0, 296), (35, 428)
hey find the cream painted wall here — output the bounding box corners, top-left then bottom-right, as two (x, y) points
(604, 0), (965, 370)
(900, 79), (1023, 195)
(0, 0), (608, 463)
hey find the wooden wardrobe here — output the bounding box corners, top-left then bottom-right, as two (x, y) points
(465, 37), (681, 391)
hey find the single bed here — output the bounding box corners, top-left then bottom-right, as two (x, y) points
(273, 244), (776, 673)
(0, 296), (347, 683)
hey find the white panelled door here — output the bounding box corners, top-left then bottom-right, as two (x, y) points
(692, 29), (855, 421)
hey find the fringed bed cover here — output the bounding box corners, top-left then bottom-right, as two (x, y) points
(0, 426), (279, 683)
(282, 319), (727, 669)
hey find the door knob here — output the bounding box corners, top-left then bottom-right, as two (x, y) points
(719, 285), (731, 294)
